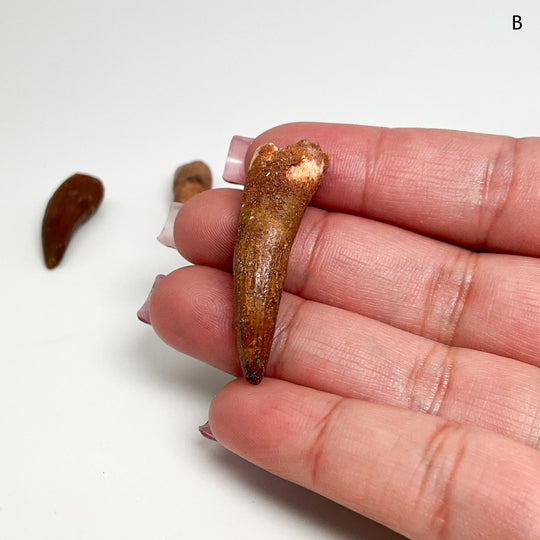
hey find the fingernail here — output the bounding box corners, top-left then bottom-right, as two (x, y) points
(198, 421), (217, 442)
(157, 202), (183, 248)
(222, 135), (253, 185)
(137, 274), (165, 324)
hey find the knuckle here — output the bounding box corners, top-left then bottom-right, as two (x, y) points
(477, 139), (519, 247)
(414, 420), (470, 539)
(408, 344), (456, 416)
(422, 250), (478, 344)
(307, 397), (348, 487)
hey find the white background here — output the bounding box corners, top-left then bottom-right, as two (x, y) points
(1, 1), (538, 539)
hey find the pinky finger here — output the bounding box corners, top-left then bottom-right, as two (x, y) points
(208, 378), (540, 540)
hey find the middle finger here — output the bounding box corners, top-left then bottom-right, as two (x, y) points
(175, 188), (540, 367)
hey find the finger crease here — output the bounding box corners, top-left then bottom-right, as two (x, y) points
(296, 211), (332, 299)
(445, 251), (479, 346)
(428, 346), (456, 416)
(309, 397), (348, 487)
(270, 297), (306, 379)
(415, 420), (469, 540)
(421, 250), (478, 345)
(363, 127), (386, 213)
(479, 138), (519, 249)
(408, 343), (456, 416)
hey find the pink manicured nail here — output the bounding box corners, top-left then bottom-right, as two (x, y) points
(222, 135), (253, 185)
(137, 274), (165, 324)
(198, 421), (217, 442)
(157, 202), (183, 248)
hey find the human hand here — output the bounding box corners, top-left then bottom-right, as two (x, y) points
(149, 123), (540, 539)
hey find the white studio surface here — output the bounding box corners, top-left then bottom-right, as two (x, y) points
(0, 1), (538, 539)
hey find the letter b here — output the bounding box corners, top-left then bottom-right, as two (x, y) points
(513, 15), (522, 30)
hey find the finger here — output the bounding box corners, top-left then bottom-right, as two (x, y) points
(208, 378), (540, 540)
(230, 122), (540, 256)
(150, 265), (540, 449)
(176, 189), (540, 367)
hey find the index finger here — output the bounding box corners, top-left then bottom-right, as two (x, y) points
(226, 123), (540, 256)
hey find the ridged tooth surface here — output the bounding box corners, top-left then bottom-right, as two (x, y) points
(233, 140), (328, 384)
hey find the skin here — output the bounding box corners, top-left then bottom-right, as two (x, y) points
(150, 123), (540, 539)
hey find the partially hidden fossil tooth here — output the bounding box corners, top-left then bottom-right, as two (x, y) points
(157, 160), (213, 248)
(41, 173), (104, 269)
(233, 140), (328, 385)
(173, 160), (212, 203)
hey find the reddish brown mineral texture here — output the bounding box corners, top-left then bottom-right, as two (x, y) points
(41, 173), (104, 269)
(173, 160), (212, 203)
(233, 140), (328, 384)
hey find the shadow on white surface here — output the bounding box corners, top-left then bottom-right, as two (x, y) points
(205, 447), (406, 540)
(130, 330), (405, 539)
(129, 328), (231, 398)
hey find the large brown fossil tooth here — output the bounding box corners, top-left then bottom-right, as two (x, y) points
(41, 173), (104, 269)
(233, 140), (328, 385)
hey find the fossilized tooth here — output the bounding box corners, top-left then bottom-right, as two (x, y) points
(157, 161), (213, 248)
(41, 173), (104, 269)
(233, 140), (328, 385)
(173, 160), (212, 203)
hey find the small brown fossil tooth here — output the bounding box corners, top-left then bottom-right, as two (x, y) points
(173, 160), (212, 203)
(41, 173), (104, 269)
(157, 160), (213, 248)
(233, 140), (328, 385)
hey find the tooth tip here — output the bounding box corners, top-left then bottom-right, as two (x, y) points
(244, 368), (264, 385)
(44, 253), (60, 269)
